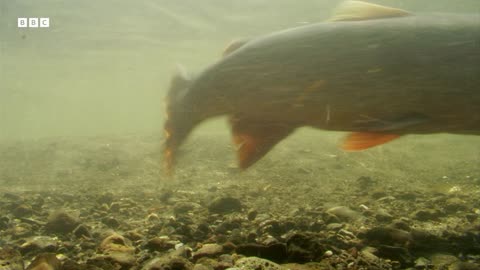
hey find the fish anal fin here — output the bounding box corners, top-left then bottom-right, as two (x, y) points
(342, 132), (401, 151)
(222, 38), (250, 57)
(230, 117), (295, 169)
(329, 0), (411, 22)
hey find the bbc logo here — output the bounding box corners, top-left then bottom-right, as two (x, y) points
(18, 18), (50, 28)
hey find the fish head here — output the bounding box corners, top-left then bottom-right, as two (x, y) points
(164, 65), (198, 174)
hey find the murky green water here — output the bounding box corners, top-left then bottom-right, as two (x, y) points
(1, 0), (479, 141)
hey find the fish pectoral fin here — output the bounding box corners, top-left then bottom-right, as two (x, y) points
(222, 38), (250, 57)
(328, 0), (411, 22)
(230, 116), (295, 169)
(342, 132), (401, 151)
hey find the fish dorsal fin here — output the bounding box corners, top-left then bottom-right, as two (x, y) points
(222, 38), (250, 57)
(329, 1), (410, 22)
(168, 64), (192, 102)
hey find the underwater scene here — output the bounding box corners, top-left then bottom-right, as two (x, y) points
(1, 0), (480, 269)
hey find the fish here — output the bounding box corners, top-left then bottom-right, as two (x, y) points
(163, 1), (480, 173)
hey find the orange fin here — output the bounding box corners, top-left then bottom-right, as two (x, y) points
(230, 116), (294, 169)
(342, 132), (401, 151)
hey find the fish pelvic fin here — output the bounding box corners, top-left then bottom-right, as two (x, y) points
(342, 132), (401, 151)
(328, 1), (411, 22)
(230, 116), (295, 169)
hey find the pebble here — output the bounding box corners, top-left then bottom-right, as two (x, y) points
(20, 236), (58, 254)
(0, 248), (24, 270)
(44, 210), (80, 234)
(26, 253), (61, 270)
(208, 196), (242, 214)
(325, 206), (362, 222)
(234, 257), (286, 270)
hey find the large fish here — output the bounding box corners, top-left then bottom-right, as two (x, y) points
(164, 1), (480, 172)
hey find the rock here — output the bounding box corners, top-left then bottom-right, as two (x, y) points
(97, 192), (115, 205)
(101, 217), (121, 228)
(325, 223), (343, 231)
(444, 198), (468, 213)
(286, 233), (326, 263)
(173, 202), (198, 215)
(208, 197), (242, 214)
(73, 224), (92, 238)
(247, 210), (258, 221)
(142, 256), (193, 270)
(376, 245), (414, 267)
(0, 247), (24, 270)
(193, 264), (212, 270)
(450, 262), (480, 270)
(99, 233), (134, 253)
(26, 253), (61, 270)
(193, 244), (223, 261)
(94, 232), (137, 268)
(370, 190), (388, 199)
(325, 206), (362, 222)
(0, 216), (9, 230)
(236, 243), (287, 262)
(109, 202), (121, 212)
(390, 219), (411, 231)
(234, 257), (286, 270)
(20, 236), (58, 254)
(363, 227), (412, 246)
(375, 209), (394, 222)
(45, 210), (80, 234)
(414, 257), (431, 269)
(429, 253), (459, 269)
(145, 237), (178, 252)
(12, 204), (33, 218)
(412, 209), (442, 221)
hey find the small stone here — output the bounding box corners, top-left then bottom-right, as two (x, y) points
(145, 237), (177, 252)
(324, 250), (333, 257)
(44, 210), (80, 234)
(430, 253), (459, 268)
(0, 248), (24, 270)
(20, 236), (58, 254)
(364, 227), (412, 246)
(101, 216), (120, 228)
(12, 204), (33, 218)
(247, 210), (258, 221)
(109, 202), (121, 212)
(412, 209), (442, 221)
(146, 213), (160, 223)
(325, 206), (362, 222)
(142, 256), (193, 270)
(73, 224), (91, 238)
(193, 243), (224, 260)
(208, 197), (242, 214)
(445, 198), (467, 213)
(174, 202), (198, 215)
(414, 257), (431, 268)
(96, 232), (136, 268)
(97, 192), (115, 205)
(375, 209), (394, 222)
(26, 253), (61, 270)
(234, 257), (285, 270)
(99, 232), (134, 253)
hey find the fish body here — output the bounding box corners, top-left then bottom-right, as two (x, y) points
(164, 1), (480, 171)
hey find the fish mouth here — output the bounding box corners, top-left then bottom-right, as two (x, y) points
(163, 113), (195, 175)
